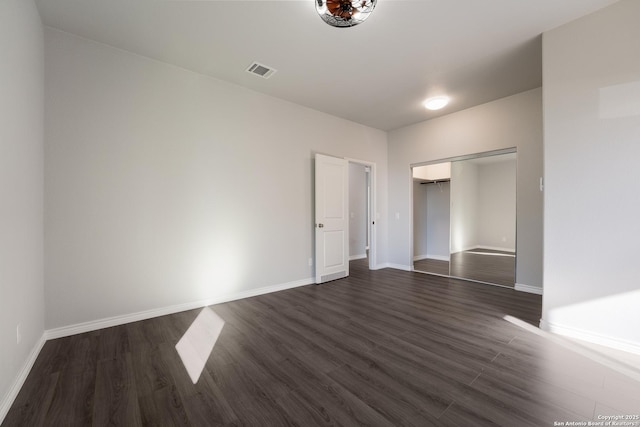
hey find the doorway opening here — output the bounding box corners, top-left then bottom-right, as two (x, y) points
(314, 154), (377, 284)
(348, 158), (376, 271)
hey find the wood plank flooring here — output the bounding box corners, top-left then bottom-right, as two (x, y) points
(415, 250), (516, 287)
(413, 258), (449, 276)
(4, 260), (640, 426)
(449, 249), (515, 287)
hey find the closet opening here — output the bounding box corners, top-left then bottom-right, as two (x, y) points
(411, 148), (517, 288)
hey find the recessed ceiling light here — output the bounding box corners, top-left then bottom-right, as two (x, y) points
(423, 96), (450, 110)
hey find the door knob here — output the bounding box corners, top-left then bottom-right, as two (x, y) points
(318, 223), (324, 228)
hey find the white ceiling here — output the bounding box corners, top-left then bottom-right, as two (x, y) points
(36, 0), (618, 131)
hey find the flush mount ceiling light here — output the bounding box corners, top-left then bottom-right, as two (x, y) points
(423, 96), (450, 110)
(316, 0), (377, 28)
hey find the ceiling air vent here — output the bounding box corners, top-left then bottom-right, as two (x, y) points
(246, 62), (277, 79)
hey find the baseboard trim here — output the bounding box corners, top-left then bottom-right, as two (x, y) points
(45, 277), (313, 340)
(452, 245), (516, 255)
(450, 245), (476, 254)
(474, 245), (516, 253)
(413, 254), (449, 262)
(515, 283), (543, 295)
(540, 319), (640, 356)
(385, 263), (413, 272)
(349, 254), (367, 261)
(0, 334), (47, 424)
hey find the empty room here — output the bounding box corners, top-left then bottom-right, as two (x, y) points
(2, 0), (640, 425)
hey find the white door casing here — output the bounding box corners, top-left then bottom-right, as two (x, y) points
(315, 153), (349, 284)
(348, 157), (377, 270)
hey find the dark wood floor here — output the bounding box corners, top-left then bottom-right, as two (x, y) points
(415, 249), (516, 287)
(413, 257), (449, 276)
(450, 249), (515, 287)
(4, 260), (640, 426)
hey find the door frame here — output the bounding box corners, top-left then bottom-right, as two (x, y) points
(313, 154), (378, 282)
(346, 157), (377, 270)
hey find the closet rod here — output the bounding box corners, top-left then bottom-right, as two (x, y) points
(420, 179), (450, 185)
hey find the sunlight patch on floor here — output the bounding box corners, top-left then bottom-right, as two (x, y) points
(175, 307), (225, 384)
(503, 315), (640, 383)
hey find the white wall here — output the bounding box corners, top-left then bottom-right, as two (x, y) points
(0, 0), (45, 419)
(477, 159), (516, 251)
(413, 181), (450, 260)
(542, 0), (640, 353)
(450, 161), (478, 253)
(349, 163), (367, 258)
(412, 182), (427, 257)
(44, 28), (388, 330)
(450, 157), (516, 254)
(426, 182), (450, 259)
(388, 88), (543, 289)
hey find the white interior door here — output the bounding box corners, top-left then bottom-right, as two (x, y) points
(315, 153), (349, 284)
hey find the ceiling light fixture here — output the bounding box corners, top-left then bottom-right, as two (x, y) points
(316, 0), (377, 28)
(423, 96), (450, 110)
